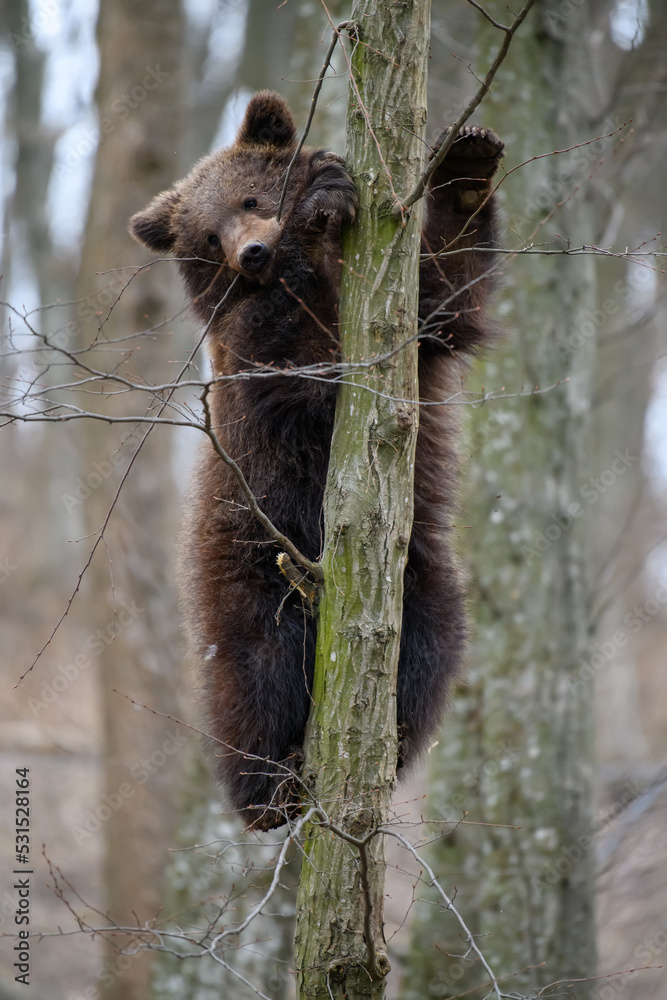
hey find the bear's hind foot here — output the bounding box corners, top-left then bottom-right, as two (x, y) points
(240, 748), (304, 832)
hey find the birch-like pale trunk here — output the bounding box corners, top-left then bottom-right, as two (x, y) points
(399, 3), (598, 996)
(294, 4), (431, 999)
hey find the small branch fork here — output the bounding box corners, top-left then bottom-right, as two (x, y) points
(310, 816), (383, 980)
(394, 0), (536, 217)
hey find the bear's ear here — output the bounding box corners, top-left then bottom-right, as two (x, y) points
(129, 189), (181, 253)
(237, 91), (297, 148)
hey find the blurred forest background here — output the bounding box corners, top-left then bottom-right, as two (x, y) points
(0, 0), (666, 998)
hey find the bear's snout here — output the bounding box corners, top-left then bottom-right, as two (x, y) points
(239, 240), (272, 275)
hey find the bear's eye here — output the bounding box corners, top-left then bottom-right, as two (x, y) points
(207, 234), (221, 249)
(243, 198), (257, 211)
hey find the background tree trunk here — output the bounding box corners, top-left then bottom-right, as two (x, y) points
(399, 2), (605, 995)
(74, 2), (187, 997)
(294, 4), (430, 998)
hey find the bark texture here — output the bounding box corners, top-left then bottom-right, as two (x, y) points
(294, 4), (431, 998)
(399, 2), (598, 996)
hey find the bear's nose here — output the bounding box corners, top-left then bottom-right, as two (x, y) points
(239, 241), (272, 273)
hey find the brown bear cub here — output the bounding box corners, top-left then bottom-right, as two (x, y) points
(130, 91), (503, 830)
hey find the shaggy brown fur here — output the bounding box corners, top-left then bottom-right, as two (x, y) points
(130, 92), (503, 830)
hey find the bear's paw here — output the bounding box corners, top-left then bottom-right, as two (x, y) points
(431, 124), (504, 181)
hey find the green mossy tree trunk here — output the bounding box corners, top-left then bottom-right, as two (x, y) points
(294, 4), (431, 999)
(399, 2), (598, 997)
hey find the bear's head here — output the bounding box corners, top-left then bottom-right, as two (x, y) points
(129, 92), (302, 285)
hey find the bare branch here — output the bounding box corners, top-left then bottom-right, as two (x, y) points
(380, 827), (503, 1000)
(209, 807), (319, 947)
(200, 387), (324, 582)
(276, 20), (353, 222)
(13, 277), (237, 684)
(395, 0), (535, 216)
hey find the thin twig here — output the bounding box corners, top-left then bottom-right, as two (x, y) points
(209, 807), (319, 949)
(310, 815), (382, 979)
(356, 837), (380, 979)
(199, 386), (323, 582)
(276, 20), (353, 222)
(380, 828), (503, 1000)
(13, 277), (238, 685)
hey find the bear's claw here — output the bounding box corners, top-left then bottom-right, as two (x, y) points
(297, 150), (358, 229)
(431, 124), (504, 180)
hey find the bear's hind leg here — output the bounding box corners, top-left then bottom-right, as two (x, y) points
(205, 602), (315, 831)
(396, 543), (467, 770)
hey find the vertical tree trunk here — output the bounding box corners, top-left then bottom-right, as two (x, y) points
(294, 5), (431, 999)
(75, 2), (186, 998)
(399, 2), (598, 996)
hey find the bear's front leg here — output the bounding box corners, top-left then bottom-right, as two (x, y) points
(419, 124), (504, 356)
